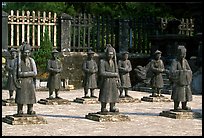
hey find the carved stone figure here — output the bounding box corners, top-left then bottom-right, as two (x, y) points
(118, 51), (132, 97)
(170, 45), (192, 110)
(82, 50), (98, 98)
(6, 48), (17, 99)
(47, 49), (63, 99)
(13, 42), (37, 115)
(98, 44), (119, 112)
(149, 50), (165, 97)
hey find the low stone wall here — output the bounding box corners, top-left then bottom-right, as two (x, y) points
(60, 52), (149, 89)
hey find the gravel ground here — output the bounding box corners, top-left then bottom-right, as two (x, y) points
(2, 89), (202, 136)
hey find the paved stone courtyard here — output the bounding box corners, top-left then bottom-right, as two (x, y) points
(2, 89), (202, 136)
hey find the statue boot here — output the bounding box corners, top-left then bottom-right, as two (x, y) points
(125, 89), (131, 97)
(49, 90), (54, 99)
(101, 102), (108, 112)
(27, 104), (36, 115)
(84, 88), (89, 98)
(17, 104), (23, 115)
(151, 88), (157, 97)
(157, 89), (163, 97)
(119, 89), (125, 98)
(9, 90), (14, 100)
(110, 103), (119, 112)
(174, 101), (181, 111)
(182, 102), (191, 110)
(55, 89), (61, 99)
(90, 89), (97, 98)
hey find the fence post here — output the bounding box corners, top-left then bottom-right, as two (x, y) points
(2, 11), (8, 51)
(60, 13), (72, 52)
(118, 19), (130, 52)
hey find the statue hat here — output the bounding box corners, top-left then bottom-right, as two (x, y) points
(20, 42), (31, 52)
(154, 50), (162, 55)
(51, 49), (59, 53)
(121, 51), (129, 54)
(87, 50), (95, 54)
(10, 48), (17, 53)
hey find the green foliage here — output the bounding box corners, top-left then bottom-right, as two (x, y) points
(32, 27), (52, 73)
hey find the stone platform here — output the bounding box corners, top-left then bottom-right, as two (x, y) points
(2, 114), (47, 125)
(85, 112), (131, 122)
(159, 109), (202, 119)
(37, 98), (71, 105)
(141, 95), (172, 102)
(2, 99), (17, 106)
(73, 97), (99, 104)
(118, 96), (141, 103)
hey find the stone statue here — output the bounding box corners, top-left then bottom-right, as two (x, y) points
(82, 50), (98, 98)
(13, 42), (37, 115)
(98, 44), (119, 112)
(149, 50), (166, 97)
(118, 51), (132, 97)
(6, 48), (17, 99)
(170, 45), (192, 110)
(47, 49), (63, 99)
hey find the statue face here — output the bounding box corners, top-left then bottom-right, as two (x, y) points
(52, 53), (58, 59)
(23, 50), (31, 58)
(123, 53), (128, 60)
(179, 51), (186, 59)
(11, 52), (17, 59)
(107, 52), (114, 60)
(155, 53), (161, 60)
(88, 54), (94, 59)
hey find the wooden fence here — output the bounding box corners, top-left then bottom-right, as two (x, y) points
(8, 10), (58, 49)
(6, 10), (194, 54)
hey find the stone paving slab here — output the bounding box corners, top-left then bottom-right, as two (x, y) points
(2, 89), (202, 136)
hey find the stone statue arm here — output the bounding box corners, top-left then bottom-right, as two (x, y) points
(127, 60), (132, 72)
(6, 60), (13, 71)
(100, 60), (118, 77)
(82, 61), (91, 73)
(118, 60), (127, 73)
(19, 58), (37, 78)
(92, 61), (98, 73)
(57, 60), (63, 73)
(47, 60), (58, 73)
(151, 60), (164, 73)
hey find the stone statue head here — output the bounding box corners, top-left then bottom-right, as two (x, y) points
(105, 44), (115, 60)
(177, 45), (186, 59)
(154, 50), (162, 60)
(10, 48), (17, 59)
(20, 42), (31, 58)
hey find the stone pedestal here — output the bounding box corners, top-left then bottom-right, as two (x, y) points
(141, 95), (172, 102)
(118, 96), (141, 103)
(2, 99), (16, 106)
(37, 98), (71, 105)
(159, 109), (202, 119)
(73, 97), (99, 104)
(85, 112), (131, 122)
(2, 114), (47, 125)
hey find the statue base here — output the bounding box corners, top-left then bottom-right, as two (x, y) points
(85, 112), (131, 122)
(73, 97), (99, 104)
(2, 114), (47, 125)
(118, 96), (141, 103)
(141, 95), (172, 102)
(37, 98), (71, 105)
(2, 99), (16, 106)
(159, 109), (202, 119)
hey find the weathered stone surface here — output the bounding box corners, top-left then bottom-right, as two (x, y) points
(141, 95), (173, 102)
(73, 97), (99, 104)
(2, 99), (16, 106)
(159, 110), (202, 119)
(118, 96), (141, 103)
(2, 114), (47, 125)
(37, 98), (71, 105)
(85, 112), (131, 122)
